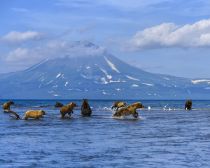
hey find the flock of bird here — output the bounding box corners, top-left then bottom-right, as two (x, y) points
(1, 99), (193, 120)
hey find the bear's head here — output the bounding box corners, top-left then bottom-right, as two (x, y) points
(185, 100), (192, 110)
(9, 101), (14, 105)
(41, 110), (46, 115)
(73, 102), (77, 107)
(133, 102), (144, 109)
(118, 102), (126, 107)
(69, 102), (77, 108)
(82, 99), (90, 108)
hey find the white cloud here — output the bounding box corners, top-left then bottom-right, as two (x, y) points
(45, 40), (106, 57)
(129, 18), (210, 50)
(6, 48), (29, 62)
(6, 47), (44, 64)
(5, 40), (106, 65)
(2, 31), (42, 43)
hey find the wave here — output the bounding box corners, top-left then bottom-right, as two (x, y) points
(112, 115), (143, 120)
(13, 104), (53, 108)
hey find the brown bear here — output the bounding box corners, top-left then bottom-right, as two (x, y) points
(81, 99), (92, 117)
(185, 100), (192, 110)
(23, 110), (46, 120)
(113, 102), (144, 118)
(2, 101), (14, 112)
(111, 101), (127, 111)
(55, 102), (64, 108)
(60, 102), (77, 118)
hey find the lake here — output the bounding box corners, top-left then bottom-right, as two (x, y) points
(0, 100), (210, 168)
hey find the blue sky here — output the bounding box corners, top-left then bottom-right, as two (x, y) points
(1, 0), (210, 78)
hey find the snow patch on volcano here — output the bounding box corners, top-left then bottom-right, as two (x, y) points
(126, 75), (140, 81)
(104, 56), (120, 73)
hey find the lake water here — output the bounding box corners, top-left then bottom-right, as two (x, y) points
(0, 100), (210, 168)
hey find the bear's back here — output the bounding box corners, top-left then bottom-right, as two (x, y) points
(25, 110), (42, 117)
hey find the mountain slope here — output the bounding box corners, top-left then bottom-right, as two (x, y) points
(0, 43), (210, 99)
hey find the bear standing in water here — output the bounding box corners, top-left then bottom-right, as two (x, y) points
(113, 102), (144, 118)
(81, 99), (92, 117)
(60, 102), (77, 118)
(24, 110), (46, 120)
(2, 101), (14, 112)
(185, 100), (192, 110)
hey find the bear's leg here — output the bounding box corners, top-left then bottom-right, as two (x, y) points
(61, 113), (65, 119)
(68, 112), (72, 117)
(113, 111), (121, 117)
(133, 112), (138, 118)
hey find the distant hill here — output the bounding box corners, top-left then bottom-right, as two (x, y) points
(0, 41), (210, 99)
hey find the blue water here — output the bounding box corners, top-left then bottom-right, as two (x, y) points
(0, 100), (210, 168)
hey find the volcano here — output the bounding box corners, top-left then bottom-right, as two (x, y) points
(0, 42), (210, 99)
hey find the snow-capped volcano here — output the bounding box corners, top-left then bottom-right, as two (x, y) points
(0, 42), (210, 99)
